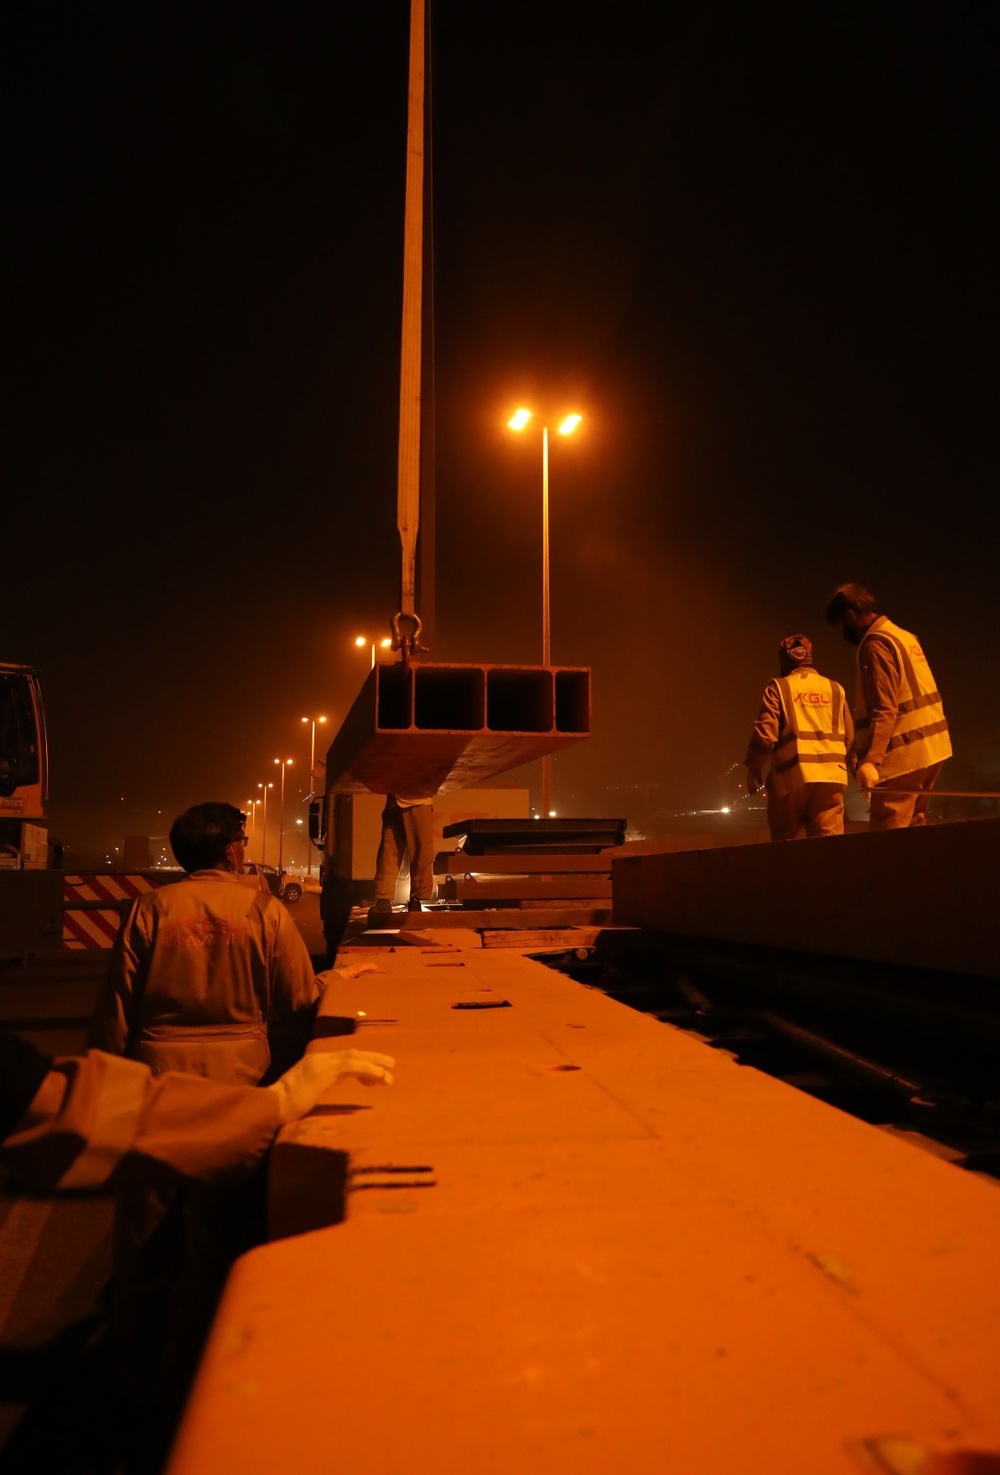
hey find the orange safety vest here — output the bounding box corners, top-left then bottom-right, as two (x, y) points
(770, 669), (849, 795)
(855, 619), (951, 780)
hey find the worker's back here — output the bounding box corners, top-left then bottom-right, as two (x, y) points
(91, 868), (319, 1085)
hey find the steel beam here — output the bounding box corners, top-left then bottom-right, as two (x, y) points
(612, 815), (1000, 977)
(323, 663), (591, 796)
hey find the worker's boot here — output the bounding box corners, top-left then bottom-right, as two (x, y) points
(367, 898), (393, 927)
(406, 897), (423, 912)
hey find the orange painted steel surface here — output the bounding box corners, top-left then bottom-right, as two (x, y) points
(170, 939), (1000, 1475)
(613, 815), (1000, 977)
(323, 662), (591, 796)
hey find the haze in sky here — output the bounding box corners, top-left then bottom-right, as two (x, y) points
(6, 2), (999, 853)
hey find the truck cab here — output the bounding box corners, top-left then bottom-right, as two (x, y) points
(0, 663), (49, 868)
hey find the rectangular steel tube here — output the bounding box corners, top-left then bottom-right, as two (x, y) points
(324, 663), (591, 797)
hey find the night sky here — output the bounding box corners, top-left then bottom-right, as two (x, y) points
(6, 2), (999, 854)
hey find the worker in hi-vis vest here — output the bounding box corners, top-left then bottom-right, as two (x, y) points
(825, 583), (951, 830)
(744, 633), (852, 842)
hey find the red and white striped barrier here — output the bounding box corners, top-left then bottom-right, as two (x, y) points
(62, 873), (168, 950)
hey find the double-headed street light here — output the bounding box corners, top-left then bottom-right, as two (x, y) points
(245, 798), (260, 858)
(273, 758), (293, 875)
(301, 715), (328, 797)
(507, 407), (583, 814)
(301, 715), (327, 877)
(257, 781), (273, 865)
(355, 634), (393, 670)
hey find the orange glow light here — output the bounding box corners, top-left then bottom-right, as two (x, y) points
(508, 408), (532, 431)
(558, 414), (582, 435)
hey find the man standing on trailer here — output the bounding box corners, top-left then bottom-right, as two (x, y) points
(368, 793), (435, 921)
(825, 583), (952, 829)
(744, 633), (852, 841)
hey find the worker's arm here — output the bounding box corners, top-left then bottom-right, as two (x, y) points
(1, 1036), (394, 1194)
(1, 1044), (280, 1191)
(744, 681), (781, 790)
(86, 898), (147, 1055)
(856, 638), (900, 770)
(835, 683), (857, 774)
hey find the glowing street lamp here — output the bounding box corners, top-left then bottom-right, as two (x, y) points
(355, 634), (393, 670)
(244, 798), (261, 858)
(507, 406), (583, 814)
(301, 715), (328, 797)
(273, 758), (293, 876)
(257, 782), (273, 865)
(301, 715), (328, 877)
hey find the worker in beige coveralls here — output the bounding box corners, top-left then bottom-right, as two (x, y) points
(87, 801), (372, 1445)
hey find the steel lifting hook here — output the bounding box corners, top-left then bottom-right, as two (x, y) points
(391, 611), (427, 673)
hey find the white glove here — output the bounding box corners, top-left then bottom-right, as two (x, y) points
(856, 762), (879, 796)
(314, 964), (382, 992)
(268, 1049), (396, 1124)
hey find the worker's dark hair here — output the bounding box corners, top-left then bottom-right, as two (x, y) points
(169, 802), (245, 873)
(824, 583), (880, 625)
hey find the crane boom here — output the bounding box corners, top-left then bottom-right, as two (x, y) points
(395, 0), (424, 656)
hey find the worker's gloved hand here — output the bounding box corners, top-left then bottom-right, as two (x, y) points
(745, 770), (762, 796)
(856, 762), (879, 796)
(268, 1049), (396, 1124)
(314, 964), (382, 992)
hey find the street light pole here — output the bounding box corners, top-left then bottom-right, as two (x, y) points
(257, 782), (272, 866)
(301, 715), (328, 797)
(540, 423), (552, 816)
(274, 758), (293, 875)
(508, 408), (582, 819)
(542, 423), (550, 667)
(355, 635), (392, 670)
(301, 716), (327, 877)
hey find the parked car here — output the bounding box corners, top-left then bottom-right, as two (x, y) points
(279, 873), (322, 902)
(243, 861), (282, 895)
(242, 863), (318, 903)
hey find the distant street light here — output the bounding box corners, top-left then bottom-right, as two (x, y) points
(257, 782), (273, 865)
(273, 758), (293, 875)
(301, 715), (328, 798)
(355, 634), (393, 670)
(246, 797), (264, 860)
(301, 715), (328, 877)
(507, 405), (583, 815)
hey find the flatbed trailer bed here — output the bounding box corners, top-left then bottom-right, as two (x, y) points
(169, 925), (1000, 1475)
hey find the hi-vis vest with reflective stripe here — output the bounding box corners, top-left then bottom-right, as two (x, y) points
(855, 619), (951, 780)
(771, 669), (848, 794)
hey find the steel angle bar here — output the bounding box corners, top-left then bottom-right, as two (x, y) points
(323, 663), (591, 796)
(441, 817), (626, 853)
